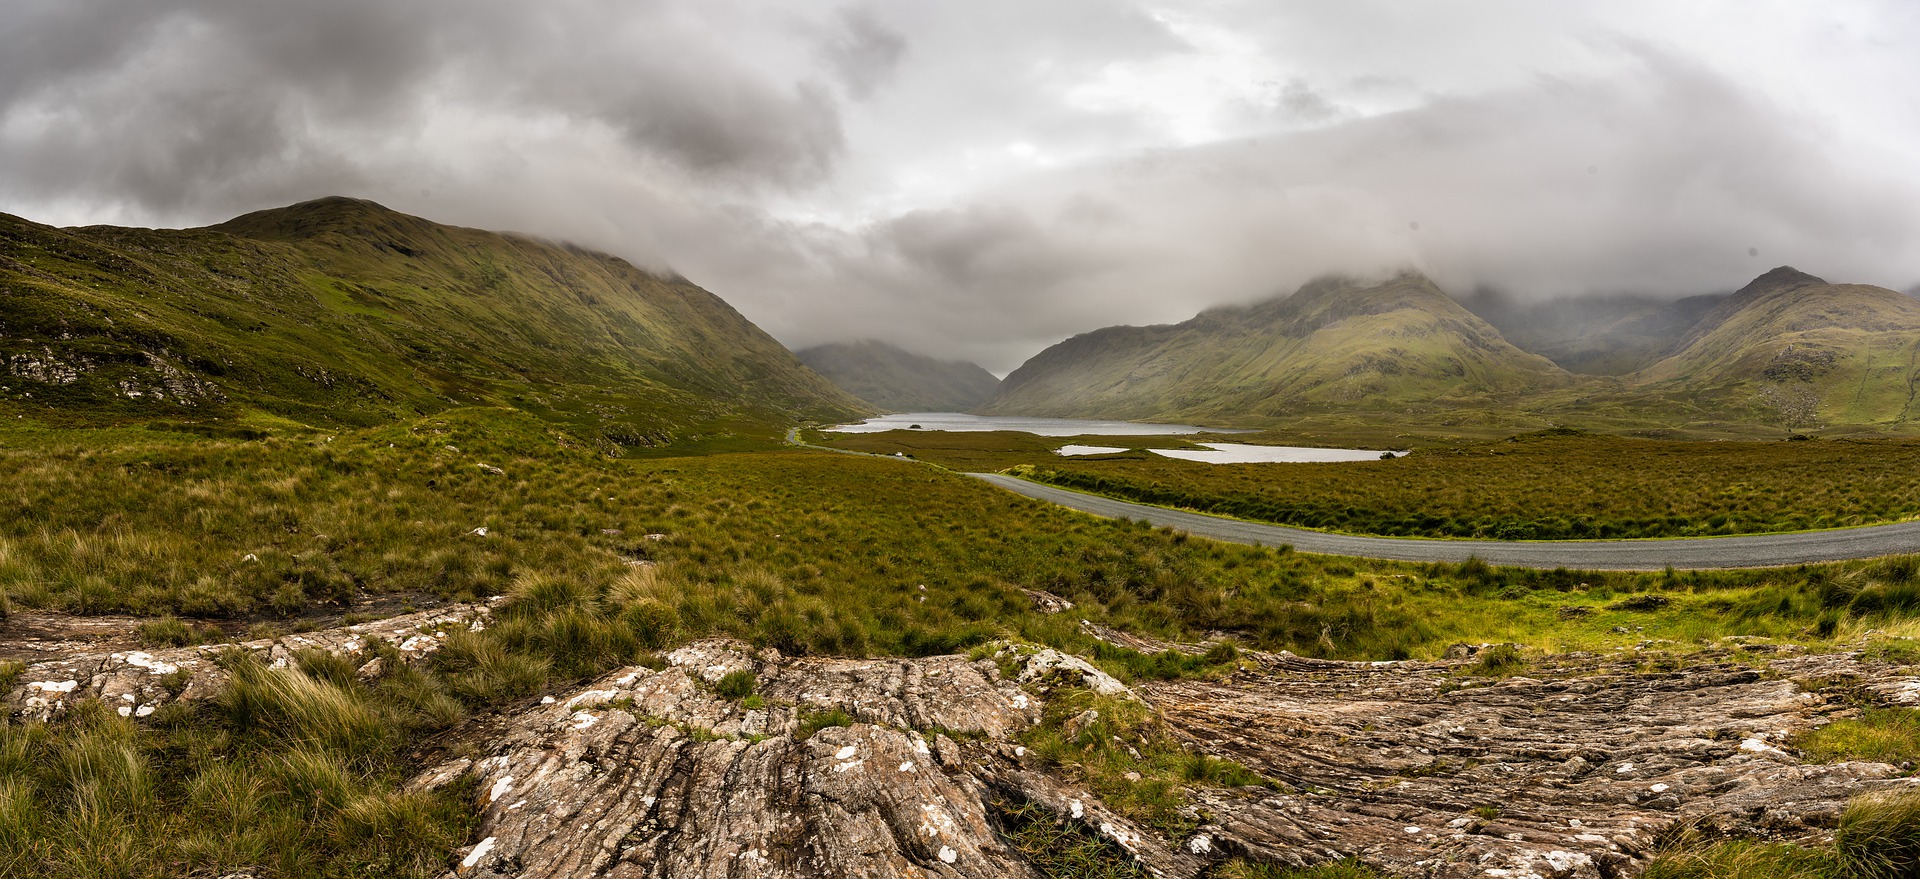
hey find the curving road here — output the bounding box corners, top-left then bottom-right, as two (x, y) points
(968, 473), (1920, 570)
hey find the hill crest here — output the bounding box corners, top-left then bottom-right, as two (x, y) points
(0, 199), (868, 440)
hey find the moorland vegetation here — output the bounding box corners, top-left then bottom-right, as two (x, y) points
(1012, 429), (1920, 540)
(6, 410), (1920, 876)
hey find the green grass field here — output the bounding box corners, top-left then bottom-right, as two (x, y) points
(1001, 429), (1920, 539)
(7, 409), (1920, 878)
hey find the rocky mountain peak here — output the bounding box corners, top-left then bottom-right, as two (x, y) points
(1738, 266), (1829, 297)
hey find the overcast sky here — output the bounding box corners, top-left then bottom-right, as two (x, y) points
(5, 1), (1918, 372)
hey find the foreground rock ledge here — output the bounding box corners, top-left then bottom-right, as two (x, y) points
(6, 614), (1918, 878)
(415, 639), (1917, 879)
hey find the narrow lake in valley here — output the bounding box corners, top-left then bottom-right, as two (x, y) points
(826, 412), (1249, 436)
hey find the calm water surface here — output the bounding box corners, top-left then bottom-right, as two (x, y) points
(827, 413), (1247, 437)
(1151, 443), (1402, 463)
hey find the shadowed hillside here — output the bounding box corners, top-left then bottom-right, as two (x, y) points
(1461, 290), (1728, 376)
(0, 197), (867, 443)
(796, 339), (1000, 412)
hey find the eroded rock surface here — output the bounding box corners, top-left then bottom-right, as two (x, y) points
(420, 640), (1917, 879)
(2, 600), (496, 721)
(7, 603), (1916, 879)
(415, 639), (1193, 879)
(1147, 649), (1918, 878)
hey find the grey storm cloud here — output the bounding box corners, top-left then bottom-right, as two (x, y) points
(2, 2), (1918, 374)
(820, 6), (908, 101)
(0, 0), (853, 215)
(744, 52), (1920, 371)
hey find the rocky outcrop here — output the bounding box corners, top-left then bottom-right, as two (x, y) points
(1145, 648), (1917, 878)
(412, 639), (1197, 879)
(420, 640), (1918, 879)
(1, 600), (496, 722)
(7, 604), (1916, 878)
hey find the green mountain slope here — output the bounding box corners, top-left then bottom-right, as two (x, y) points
(796, 340), (1000, 412)
(0, 197), (867, 441)
(984, 273), (1572, 424)
(1632, 267), (1920, 429)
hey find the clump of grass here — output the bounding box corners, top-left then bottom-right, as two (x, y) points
(0, 676), (473, 879)
(993, 796), (1145, 879)
(1179, 752), (1268, 787)
(216, 651), (395, 764)
(1796, 708), (1920, 764)
(1837, 790), (1920, 879)
(1862, 639), (1920, 666)
(795, 708), (854, 740)
(432, 628), (550, 704)
(1465, 644), (1528, 676)
(1645, 789), (1920, 879)
(712, 669), (757, 700)
(1642, 839), (1841, 879)
(1020, 687), (1273, 836)
(489, 572), (638, 682)
(1213, 859), (1387, 879)
(137, 614), (211, 647)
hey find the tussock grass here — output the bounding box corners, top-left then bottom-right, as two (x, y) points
(1796, 708), (1920, 764)
(432, 628), (551, 704)
(1466, 644), (1529, 676)
(1837, 790), (1920, 879)
(795, 709), (854, 740)
(993, 796), (1145, 879)
(1215, 860), (1388, 879)
(1016, 431), (1920, 540)
(1020, 687), (1274, 836)
(1646, 789), (1920, 879)
(1643, 839), (1842, 879)
(712, 669), (757, 700)
(218, 652), (396, 763)
(0, 680), (473, 879)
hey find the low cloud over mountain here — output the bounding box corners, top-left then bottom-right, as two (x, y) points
(5, 2), (1918, 373)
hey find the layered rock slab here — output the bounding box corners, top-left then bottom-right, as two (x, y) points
(1144, 649), (1920, 878)
(9, 604), (1917, 879)
(2, 600), (496, 721)
(415, 640), (1191, 878)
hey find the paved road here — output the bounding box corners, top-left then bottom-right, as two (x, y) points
(968, 473), (1920, 570)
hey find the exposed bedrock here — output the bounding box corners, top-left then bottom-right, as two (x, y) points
(2, 600), (497, 722)
(5, 609), (1916, 878)
(419, 639), (1917, 879)
(1144, 649), (1919, 878)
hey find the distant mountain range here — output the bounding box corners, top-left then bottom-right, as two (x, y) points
(7, 197), (1915, 439)
(0, 197), (867, 442)
(985, 268), (1920, 433)
(796, 340), (999, 413)
(985, 273), (1572, 421)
